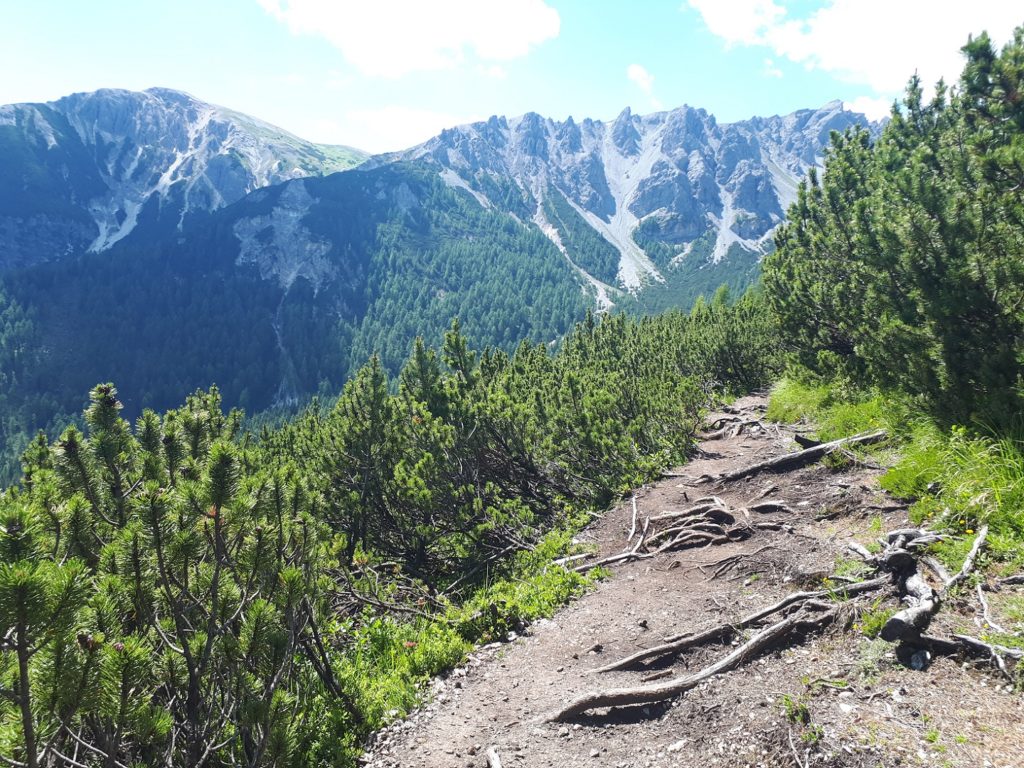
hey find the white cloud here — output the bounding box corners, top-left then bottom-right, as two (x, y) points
(687, 1), (1018, 94)
(627, 63), (655, 94)
(843, 95), (895, 121)
(686, 0), (785, 47)
(257, 0), (560, 78)
(627, 64), (663, 109)
(762, 57), (782, 78)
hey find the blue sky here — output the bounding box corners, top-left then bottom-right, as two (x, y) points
(2, 1), (1019, 153)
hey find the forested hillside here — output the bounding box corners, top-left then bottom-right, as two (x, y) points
(0, 296), (778, 767)
(3, 17), (1024, 768)
(0, 164), (592, 484)
(0, 93), (875, 482)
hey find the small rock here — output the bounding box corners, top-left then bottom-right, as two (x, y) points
(667, 739), (687, 752)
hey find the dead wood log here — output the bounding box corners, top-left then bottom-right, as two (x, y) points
(548, 606), (839, 721)
(879, 526), (987, 643)
(920, 556), (952, 585)
(881, 572), (940, 642)
(485, 746), (503, 768)
(718, 430), (887, 482)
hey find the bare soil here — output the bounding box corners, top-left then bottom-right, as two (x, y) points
(363, 395), (1024, 768)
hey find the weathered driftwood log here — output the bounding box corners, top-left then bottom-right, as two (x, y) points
(879, 525), (987, 643)
(486, 746), (503, 768)
(719, 430), (887, 482)
(881, 571), (940, 642)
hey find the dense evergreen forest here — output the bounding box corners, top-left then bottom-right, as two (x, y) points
(2, 21), (1023, 768)
(0, 296), (778, 767)
(764, 27), (1024, 429)
(0, 165), (592, 485)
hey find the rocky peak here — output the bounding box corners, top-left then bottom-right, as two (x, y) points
(0, 88), (367, 268)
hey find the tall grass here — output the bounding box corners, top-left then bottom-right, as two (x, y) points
(767, 378), (1024, 572)
(882, 425), (1024, 571)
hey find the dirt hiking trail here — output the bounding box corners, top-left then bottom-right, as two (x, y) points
(364, 395), (1023, 768)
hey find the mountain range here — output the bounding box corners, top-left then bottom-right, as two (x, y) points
(0, 87), (878, 481)
(0, 87), (366, 268)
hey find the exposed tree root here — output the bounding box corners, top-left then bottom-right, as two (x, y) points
(595, 576), (888, 673)
(553, 518), (1011, 721)
(548, 604), (840, 721)
(717, 430), (887, 482)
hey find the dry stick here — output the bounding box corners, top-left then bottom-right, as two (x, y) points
(548, 607), (839, 721)
(999, 574), (1024, 586)
(718, 430), (887, 483)
(597, 576), (888, 673)
(574, 518), (650, 573)
(485, 746), (503, 768)
(746, 483), (778, 504)
(947, 633), (1024, 680)
(951, 634), (1024, 660)
(627, 496), (639, 542)
(976, 583), (1009, 635)
(945, 525), (989, 589)
(553, 553), (592, 567)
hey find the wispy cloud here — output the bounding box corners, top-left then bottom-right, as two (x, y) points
(626, 63), (663, 109)
(257, 0), (560, 78)
(687, 0), (1018, 94)
(762, 58), (782, 78)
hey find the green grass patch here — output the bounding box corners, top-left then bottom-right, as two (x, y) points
(765, 378), (911, 444)
(768, 376), (1024, 572)
(334, 523), (596, 755)
(856, 600), (895, 639)
(880, 424), (1024, 572)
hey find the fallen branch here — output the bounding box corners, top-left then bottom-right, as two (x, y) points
(718, 430), (887, 482)
(553, 553), (593, 567)
(548, 606), (839, 721)
(485, 746), (503, 768)
(627, 496), (639, 541)
(945, 525), (988, 589)
(976, 583), (1009, 635)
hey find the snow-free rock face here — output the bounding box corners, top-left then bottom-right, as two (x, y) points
(370, 100), (876, 291)
(0, 88), (366, 268)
